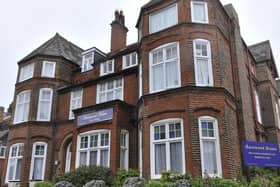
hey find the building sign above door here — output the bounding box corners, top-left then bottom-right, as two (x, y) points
(242, 141), (280, 167)
(77, 108), (113, 126)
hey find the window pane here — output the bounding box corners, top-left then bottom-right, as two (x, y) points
(8, 159), (15, 180)
(32, 158), (43, 180)
(101, 133), (109, 146)
(154, 125), (165, 140)
(196, 58), (210, 85)
(79, 152), (87, 166)
(166, 61), (179, 87)
(15, 158), (22, 180)
(80, 136), (88, 149)
(193, 3), (206, 22)
(100, 150), (109, 167)
(166, 45), (177, 60)
(90, 135), (98, 147)
(202, 141), (217, 175)
(89, 151), (98, 166)
(126, 55), (130, 67)
(152, 64), (164, 91)
(155, 144), (166, 174)
(43, 62), (55, 77)
(131, 53), (137, 65)
(120, 149), (126, 169)
(169, 122), (181, 138)
(170, 142), (183, 173)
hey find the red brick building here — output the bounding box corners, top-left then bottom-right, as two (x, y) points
(2, 0), (280, 186)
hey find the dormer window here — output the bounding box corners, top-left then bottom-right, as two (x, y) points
(82, 52), (94, 72)
(123, 52), (137, 69)
(100, 60), (114, 76)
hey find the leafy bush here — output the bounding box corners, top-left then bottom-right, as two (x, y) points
(114, 169), (140, 186)
(35, 182), (53, 187)
(272, 177), (280, 187)
(159, 170), (190, 183)
(146, 180), (175, 187)
(249, 178), (263, 187)
(216, 179), (239, 187)
(54, 166), (114, 187)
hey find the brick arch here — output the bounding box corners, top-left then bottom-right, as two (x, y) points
(56, 133), (73, 174)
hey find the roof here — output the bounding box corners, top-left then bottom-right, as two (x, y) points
(19, 33), (84, 65)
(249, 41), (272, 62)
(249, 40), (279, 78)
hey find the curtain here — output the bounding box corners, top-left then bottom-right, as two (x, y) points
(15, 158), (22, 180)
(170, 142), (183, 173)
(79, 152), (87, 166)
(166, 61), (178, 87)
(194, 4), (206, 21)
(152, 64), (164, 91)
(155, 144), (166, 175)
(202, 141), (217, 175)
(100, 150), (109, 167)
(32, 158), (43, 180)
(197, 59), (209, 85)
(89, 151), (97, 166)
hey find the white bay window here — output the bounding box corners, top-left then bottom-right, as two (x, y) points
(76, 130), (110, 168)
(150, 119), (185, 179)
(199, 116), (222, 177)
(97, 78), (123, 104)
(149, 42), (180, 93)
(69, 89), (83, 119)
(14, 90), (31, 124)
(191, 1), (209, 24)
(149, 4), (178, 34)
(37, 88), (53, 121)
(193, 39), (213, 86)
(19, 63), (34, 82)
(30, 142), (47, 181)
(6, 143), (23, 182)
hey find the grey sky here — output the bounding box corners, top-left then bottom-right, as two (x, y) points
(0, 0), (279, 110)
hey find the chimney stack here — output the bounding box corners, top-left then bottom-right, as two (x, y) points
(111, 10), (128, 52)
(0, 107), (4, 123)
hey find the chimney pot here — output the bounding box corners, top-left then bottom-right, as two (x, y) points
(115, 10), (119, 21)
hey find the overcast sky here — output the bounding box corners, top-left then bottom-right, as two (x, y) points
(0, 0), (279, 110)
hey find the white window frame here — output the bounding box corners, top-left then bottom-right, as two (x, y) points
(76, 130), (111, 168)
(65, 142), (72, 173)
(254, 89), (262, 124)
(191, 1), (209, 24)
(193, 39), (213, 86)
(275, 101), (280, 129)
(19, 63), (34, 82)
(41, 61), (56, 78)
(198, 116), (222, 178)
(123, 52), (138, 69)
(149, 4), (178, 34)
(29, 142), (47, 181)
(96, 78), (124, 104)
(150, 118), (185, 179)
(100, 60), (114, 76)
(37, 88), (53, 121)
(6, 143), (24, 183)
(120, 130), (129, 170)
(69, 89), (83, 120)
(0, 145), (6, 159)
(14, 90), (31, 124)
(82, 51), (94, 72)
(149, 42), (181, 93)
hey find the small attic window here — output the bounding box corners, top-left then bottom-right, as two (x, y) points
(82, 51), (94, 72)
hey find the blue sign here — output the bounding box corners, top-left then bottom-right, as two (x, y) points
(242, 141), (280, 167)
(77, 108), (113, 126)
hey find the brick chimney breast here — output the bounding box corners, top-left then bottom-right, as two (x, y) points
(111, 10), (128, 52)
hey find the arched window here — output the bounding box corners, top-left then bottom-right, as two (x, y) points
(37, 88), (53, 121)
(65, 142), (72, 173)
(6, 143), (24, 182)
(198, 116), (222, 177)
(14, 90), (31, 124)
(193, 39), (213, 86)
(150, 118), (185, 179)
(29, 142), (47, 181)
(149, 42), (181, 93)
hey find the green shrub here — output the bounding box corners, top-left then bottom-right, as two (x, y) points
(114, 169), (140, 186)
(54, 166), (114, 187)
(216, 179), (239, 187)
(272, 177), (280, 187)
(146, 180), (175, 187)
(35, 182), (53, 187)
(159, 170), (190, 183)
(249, 178), (263, 187)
